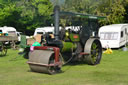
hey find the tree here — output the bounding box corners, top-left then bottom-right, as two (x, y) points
(0, 2), (22, 29)
(19, 0), (53, 34)
(96, 0), (125, 25)
(62, 0), (99, 14)
(0, 0), (54, 35)
(123, 0), (128, 23)
(62, 0), (126, 25)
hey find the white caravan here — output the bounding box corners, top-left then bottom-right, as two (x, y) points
(34, 26), (82, 36)
(0, 26), (21, 43)
(34, 26), (64, 36)
(99, 24), (128, 48)
(16, 32), (22, 42)
(34, 27), (55, 36)
(0, 26), (17, 36)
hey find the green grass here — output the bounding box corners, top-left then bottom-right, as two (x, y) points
(0, 49), (128, 85)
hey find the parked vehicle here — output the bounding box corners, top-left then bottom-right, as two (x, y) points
(34, 27), (55, 36)
(16, 32), (22, 43)
(0, 26), (18, 55)
(99, 24), (128, 48)
(0, 26), (17, 36)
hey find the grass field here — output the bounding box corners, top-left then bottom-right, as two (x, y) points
(0, 49), (128, 85)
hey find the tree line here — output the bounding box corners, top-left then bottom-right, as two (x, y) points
(0, 0), (128, 35)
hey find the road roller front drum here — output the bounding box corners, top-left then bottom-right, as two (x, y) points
(27, 50), (62, 74)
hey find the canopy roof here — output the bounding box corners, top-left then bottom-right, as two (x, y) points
(60, 11), (106, 20)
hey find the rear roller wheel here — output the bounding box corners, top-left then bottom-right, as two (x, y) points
(84, 38), (102, 65)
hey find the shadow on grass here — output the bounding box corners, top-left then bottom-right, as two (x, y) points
(0, 55), (6, 57)
(0, 54), (10, 57)
(27, 69), (64, 75)
(9, 56), (25, 61)
(63, 61), (88, 66)
(61, 61), (89, 73)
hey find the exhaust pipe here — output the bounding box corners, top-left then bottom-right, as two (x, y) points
(54, 5), (60, 41)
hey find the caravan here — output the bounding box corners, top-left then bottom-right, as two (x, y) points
(99, 24), (128, 48)
(0, 26), (17, 36)
(0, 26), (22, 42)
(34, 26), (81, 36)
(34, 27), (55, 36)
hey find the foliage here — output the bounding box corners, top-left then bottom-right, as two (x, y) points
(123, 0), (128, 22)
(20, 0), (53, 31)
(0, 0), (128, 34)
(0, 2), (22, 28)
(62, 0), (127, 25)
(96, 0), (126, 25)
(0, 0), (53, 35)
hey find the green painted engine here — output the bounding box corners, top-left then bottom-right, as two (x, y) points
(61, 33), (79, 52)
(27, 5), (105, 75)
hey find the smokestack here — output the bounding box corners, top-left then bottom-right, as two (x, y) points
(54, 5), (60, 40)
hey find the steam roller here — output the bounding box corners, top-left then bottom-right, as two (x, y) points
(26, 5), (105, 74)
